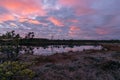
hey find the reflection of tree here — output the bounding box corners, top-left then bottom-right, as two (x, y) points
(21, 46), (34, 54)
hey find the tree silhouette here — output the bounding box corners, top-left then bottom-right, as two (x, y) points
(25, 32), (34, 39)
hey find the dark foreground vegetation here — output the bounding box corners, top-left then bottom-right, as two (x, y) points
(0, 30), (119, 80)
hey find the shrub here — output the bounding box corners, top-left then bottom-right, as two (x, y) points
(0, 61), (35, 80)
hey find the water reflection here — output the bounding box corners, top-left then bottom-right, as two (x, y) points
(33, 45), (102, 55)
(0, 45), (102, 57)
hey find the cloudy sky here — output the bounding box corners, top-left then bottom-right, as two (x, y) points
(0, 0), (120, 40)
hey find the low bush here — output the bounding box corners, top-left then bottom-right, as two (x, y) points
(0, 61), (35, 80)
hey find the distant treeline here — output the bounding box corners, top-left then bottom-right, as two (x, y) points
(0, 30), (120, 46)
(1, 38), (119, 46)
(19, 39), (120, 46)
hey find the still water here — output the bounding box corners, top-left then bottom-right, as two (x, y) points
(32, 45), (102, 55)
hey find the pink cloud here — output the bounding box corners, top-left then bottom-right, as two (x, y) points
(59, 0), (79, 7)
(48, 17), (64, 26)
(75, 7), (95, 16)
(96, 28), (110, 35)
(96, 29), (108, 35)
(0, 13), (15, 22)
(69, 26), (81, 36)
(19, 18), (48, 26)
(67, 19), (79, 23)
(70, 26), (80, 31)
(0, 0), (46, 17)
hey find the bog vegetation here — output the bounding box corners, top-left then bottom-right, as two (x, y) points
(0, 31), (35, 80)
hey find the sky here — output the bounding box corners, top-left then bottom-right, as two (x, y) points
(0, 0), (120, 40)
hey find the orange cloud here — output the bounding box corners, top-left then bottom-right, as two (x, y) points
(48, 17), (64, 26)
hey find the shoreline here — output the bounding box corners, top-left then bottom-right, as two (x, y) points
(0, 44), (120, 80)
